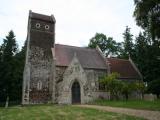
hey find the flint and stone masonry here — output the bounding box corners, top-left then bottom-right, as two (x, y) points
(22, 11), (56, 104)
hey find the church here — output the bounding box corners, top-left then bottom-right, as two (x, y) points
(22, 11), (142, 104)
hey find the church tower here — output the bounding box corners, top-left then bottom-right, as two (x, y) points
(22, 11), (56, 104)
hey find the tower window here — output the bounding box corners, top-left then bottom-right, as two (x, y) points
(36, 23), (41, 28)
(37, 81), (42, 90)
(45, 25), (50, 30)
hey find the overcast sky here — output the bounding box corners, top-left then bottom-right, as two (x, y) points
(0, 0), (141, 48)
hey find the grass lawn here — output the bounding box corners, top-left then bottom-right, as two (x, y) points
(0, 104), (145, 120)
(91, 99), (160, 111)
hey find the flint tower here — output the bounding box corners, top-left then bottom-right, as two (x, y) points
(22, 11), (56, 104)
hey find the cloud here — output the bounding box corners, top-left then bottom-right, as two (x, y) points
(0, 0), (141, 48)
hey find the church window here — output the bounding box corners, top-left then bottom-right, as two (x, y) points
(37, 81), (42, 90)
(45, 25), (50, 30)
(36, 23), (41, 28)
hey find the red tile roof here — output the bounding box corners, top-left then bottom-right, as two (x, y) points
(55, 44), (107, 69)
(107, 58), (141, 79)
(53, 44), (141, 79)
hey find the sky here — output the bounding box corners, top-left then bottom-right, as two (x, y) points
(0, 0), (141, 48)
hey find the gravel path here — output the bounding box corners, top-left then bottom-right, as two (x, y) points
(75, 105), (160, 120)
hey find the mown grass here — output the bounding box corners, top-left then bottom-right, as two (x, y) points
(91, 99), (160, 111)
(0, 104), (145, 120)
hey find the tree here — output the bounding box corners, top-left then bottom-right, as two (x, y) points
(121, 82), (132, 100)
(133, 0), (160, 86)
(0, 31), (26, 107)
(133, 0), (160, 40)
(121, 26), (134, 59)
(88, 33), (122, 57)
(100, 73), (122, 100)
(148, 79), (160, 98)
(135, 82), (146, 98)
(12, 40), (27, 101)
(134, 31), (160, 82)
(0, 30), (18, 107)
(134, 32), (148, 81)
(0, 44), (4, 102)
(100, 73), (145, 100)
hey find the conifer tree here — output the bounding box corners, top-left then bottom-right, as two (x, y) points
(0, 30), (18, 107)
(121, 26), (134, 59)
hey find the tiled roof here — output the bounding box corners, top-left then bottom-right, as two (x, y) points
(30, 11), (55, 22)
(55, 44), (107, 69)
(107, 58), (141, 79)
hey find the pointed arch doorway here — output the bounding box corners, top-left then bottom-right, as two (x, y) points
(72, 81), (81, 104)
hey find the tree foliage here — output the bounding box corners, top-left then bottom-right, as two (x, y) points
(0, 31), (26, 106)
(134, 31), (160, 82)
(133, 0), (160, 40)
(121, 82), (133, 100)
(100, 73), (145, 100)
(121, 26), (134, 59)
(148, 79), (160, 98)
(133, 0), (160, 87)
(100, 73), (121, 100)
(0, 31), (18, 103)
(88, 33), (122, 57)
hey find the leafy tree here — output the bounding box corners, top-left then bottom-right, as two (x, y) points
(134, 31), (160, 82)
(121, 82), (132, 100)
(100, 73), (145, 100)
(88, 33), (122, 57)
(148, 79), (160, 98)
(134, 82), (146, 99)
(133, 0), (160, 88)
(133, 0), (160, 40)
(117, 81), (145, 101)
(100, 73), (122, 100)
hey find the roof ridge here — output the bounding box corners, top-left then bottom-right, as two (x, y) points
(55, 44), (96, 51)
(107, 57), (129, 61)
